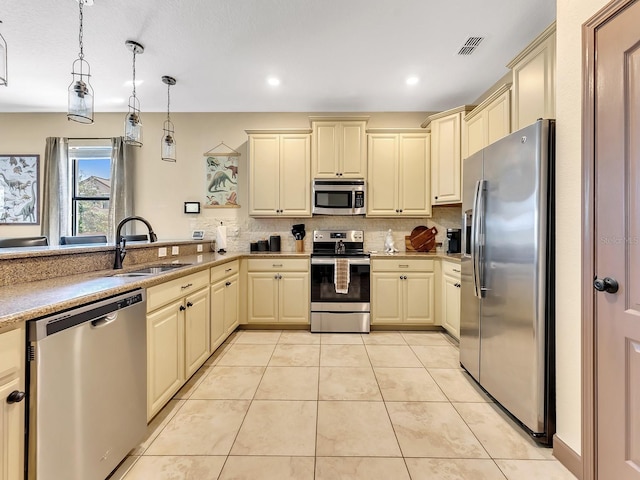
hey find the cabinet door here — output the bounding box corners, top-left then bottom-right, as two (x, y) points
(486, 89), (511, 144)
(404, 272), (436, 324)
(367, 134), (399, 216)
(465, 112), (486, 157)
(184, 287), (210, 378)
(248, 273), (278, 323)
(279, 272), (310, 323)
(340, 121), (367, 177)
(431, 112), (462, 204)
(371, 273), (403, 323)
(399, 134), (431, 216)
(511, 33), (555, 130)
(210, 281), (226, 352)
(280, 134), (311, 216)
(224, 274), (239, 334)
(313, 122), (340, 177)
(249, 134), (280, 216)
(442, 274), (461, 339)
(0, 327), (24, 480)
(147, 300), (184, 420)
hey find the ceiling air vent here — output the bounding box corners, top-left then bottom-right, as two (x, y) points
(458, 36), (484, 56)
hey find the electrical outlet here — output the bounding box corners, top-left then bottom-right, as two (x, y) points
(197, 254), (203, 262)
(158, 247), (167, 257)
(171, 246), (180, 255)
(228, 227), (240, 237)
(197, 244), (203, 252)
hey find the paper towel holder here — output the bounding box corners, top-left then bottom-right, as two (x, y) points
(184, 202), (201, 214)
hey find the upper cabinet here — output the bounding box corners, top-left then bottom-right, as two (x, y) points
(310, 117), (368, 178)
(367, 129), (431, 217)
(463, 83), (512, 158)
(247, 129), (312, 217)
(507, 22), (556, 131)
(424, 106), (475, 205)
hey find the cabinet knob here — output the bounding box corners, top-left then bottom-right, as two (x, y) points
(7, 391), (25, 404)
(434, 196), (438, 200)
(399, 209), (403, 213)
(186, 301), (194, 307)
(179, 305), (186, 312)
(225, 281), (231, 287)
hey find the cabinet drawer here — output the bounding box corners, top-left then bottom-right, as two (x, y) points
(147, 270), (209, 312)
(372, 258), (434, 272)
(442, 260), (461, 278)
(247, 258), (309, 272)
(210, 260), (239, 283)
(0, 327), (22, 379)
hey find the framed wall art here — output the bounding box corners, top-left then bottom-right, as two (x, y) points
(0, 154), (40, 225)
(203, 141), (240, 208)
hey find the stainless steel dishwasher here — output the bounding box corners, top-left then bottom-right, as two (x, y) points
(26, 289), (147, 480)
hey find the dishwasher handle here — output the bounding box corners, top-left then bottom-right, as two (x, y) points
(90, 312), (118, 328)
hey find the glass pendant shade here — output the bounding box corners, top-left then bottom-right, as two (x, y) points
(67, 59), (94, 123)
(161, 120), (176, 162)
(0, 24), (7, 86)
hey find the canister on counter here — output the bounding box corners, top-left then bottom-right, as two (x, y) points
(257, 240), (269, 251)
(269, 235), (281, 252)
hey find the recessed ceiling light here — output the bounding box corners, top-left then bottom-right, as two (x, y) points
(267, 77), (280, 87)
(406, 76), (419, 86)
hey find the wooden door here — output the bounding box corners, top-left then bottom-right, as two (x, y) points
(249, 134), (280, 216)
(431, 113), (462, 204)
(279, 134), (311, 216)
(210, 280), (226, 351)
(398, 133), (431, 216)
(0, 328), (24, 480)
(371, 273), (403, 323)
(312, 122), (340, 177)
(340, 121), (367, 177)
(404, 272), (435, 324)
(279, 272), (309, 323)
(184, 287), (210, 378)
(442, 272), (461, 338)
(367, 134), (398, 216)
(247, 273), (278, 323)
(224, 274), (239, 334)
(594, 1), (640, 477)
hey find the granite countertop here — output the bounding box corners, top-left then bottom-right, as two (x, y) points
(0, 250), (462, 330)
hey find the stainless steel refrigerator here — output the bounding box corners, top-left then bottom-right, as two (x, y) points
(460, 119), (555, 445)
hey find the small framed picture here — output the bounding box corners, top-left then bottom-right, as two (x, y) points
(192, 230), (205, 240)
(184, 201), (201, 214)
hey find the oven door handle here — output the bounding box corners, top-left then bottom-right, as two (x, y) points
(311, 258), (370, 266)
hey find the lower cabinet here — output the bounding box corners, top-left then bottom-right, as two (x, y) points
(0, 326), (25, 480)
(371, 259), (435, 325)
(441, 260), (462, 339)
(247, 258), (309, 324)
(146, 270), (210, 420)
(210, 260), (240, 352)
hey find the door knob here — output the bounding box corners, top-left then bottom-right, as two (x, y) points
(593, 276), (619, 294)
(7, 391), (25, 404)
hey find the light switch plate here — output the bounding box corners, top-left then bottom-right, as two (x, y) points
(197, 244), (203, 252)
(158, 247), (167, 257)
(171, 246), (180, 255)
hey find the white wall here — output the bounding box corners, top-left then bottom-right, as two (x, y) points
(555, 0), (609, 455)
(0, 111), (462, 250)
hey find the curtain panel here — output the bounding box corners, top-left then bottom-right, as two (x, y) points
(41, 137), (70, 246)
(108, 137), (135, 241)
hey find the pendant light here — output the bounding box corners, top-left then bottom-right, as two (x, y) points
(161, 75), (177, 162)
(124, 40), (144, 146)
(67, 0), (94, 123)
(0, 21), (7, 86)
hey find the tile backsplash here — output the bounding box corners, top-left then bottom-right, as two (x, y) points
(194, 206), (462, 253)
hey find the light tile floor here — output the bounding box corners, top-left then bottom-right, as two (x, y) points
(111, 330), (577, 480)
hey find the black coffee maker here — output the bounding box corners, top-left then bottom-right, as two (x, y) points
(446, 228), (461, 254)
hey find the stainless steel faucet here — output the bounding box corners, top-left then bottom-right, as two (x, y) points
(114, 216), (158, 269)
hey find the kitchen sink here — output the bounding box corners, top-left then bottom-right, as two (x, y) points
(112, 263), (192, 277)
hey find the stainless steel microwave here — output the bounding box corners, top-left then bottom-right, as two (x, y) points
(312, 179), (366, 215)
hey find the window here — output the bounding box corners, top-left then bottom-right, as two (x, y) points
(68, 140), (112, 235)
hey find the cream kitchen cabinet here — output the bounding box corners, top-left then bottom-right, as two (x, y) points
(441, 260), (461, 339)
(210, 260), (240, 352)
(507, 22), (556, 131)
(146, 270), (210, 420)
(425, 106), (475, 205)
(464, 83), (512, 158)
(371, 259), (435, 325)
(310, 117), (368, 178)
(0, 326), (25, 480)
(247, 258), (309, 324)
(247, 129), (312, 217)
(367, 129), (431, 217)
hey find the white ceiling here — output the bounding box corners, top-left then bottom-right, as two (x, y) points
(0, 0), (556, 113)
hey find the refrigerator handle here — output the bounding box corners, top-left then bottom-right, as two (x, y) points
(476, 180), (486, 297)
(471, 180), (482, 298)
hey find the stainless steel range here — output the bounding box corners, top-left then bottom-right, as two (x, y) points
(310, 230), (370, 333)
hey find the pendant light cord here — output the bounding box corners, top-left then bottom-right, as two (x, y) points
(132, 49), (137, 98)
(78, 1), (84, 61)
(166, 82), (171, 122)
